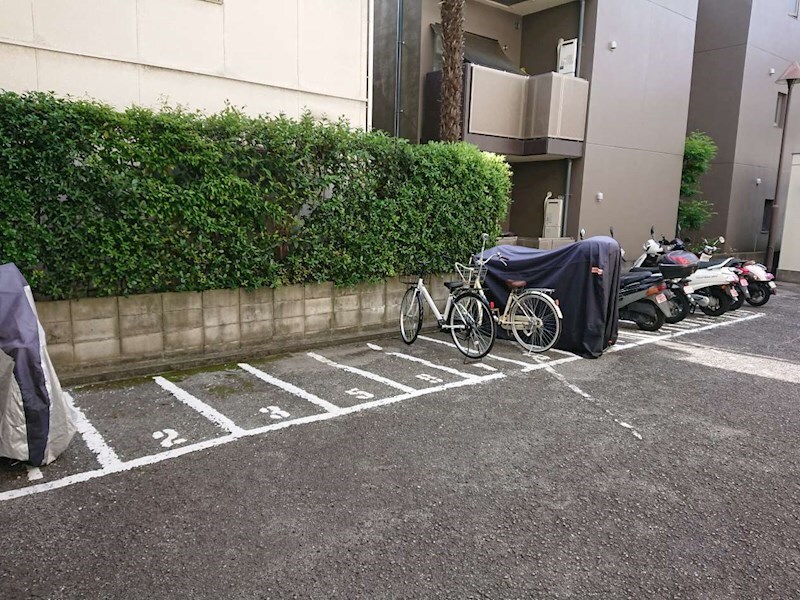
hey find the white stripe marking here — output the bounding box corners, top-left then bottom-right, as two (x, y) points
(419, 335), (533, 368)
(26, 466), (44, 481)
(307, 352), (415, 393)
(658, 340), (800, 384)
(238, 363), (342, 413)
(472, 362), (498, 372)
(386, 351), (478, 379)
(544, 365), (642, 440)
(607, 313), (764, 353)
(0, 373), (505, 502)
(64, 392), (122, 468)
(367, 343), (383, 351)
(153, 377), (246, 436)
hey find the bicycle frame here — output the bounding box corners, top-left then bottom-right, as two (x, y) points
(410, 277), (455, 328)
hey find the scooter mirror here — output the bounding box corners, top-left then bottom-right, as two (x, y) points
(718, 236), (725, 244)
(650, 225), (655, 237)
(609, 226), (615, 238)
(481, 233), (489, 241)
(579, 228), (586, 240)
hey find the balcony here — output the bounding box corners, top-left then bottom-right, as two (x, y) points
(422, 64), (589, 160)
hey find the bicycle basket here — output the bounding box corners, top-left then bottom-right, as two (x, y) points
(455, 261), (487, 287)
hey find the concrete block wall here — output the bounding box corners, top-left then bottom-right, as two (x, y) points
(36, 275), (456, 382)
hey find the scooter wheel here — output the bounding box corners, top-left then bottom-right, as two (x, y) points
(729, 284), (745, 310)
(636, 306), (666, 331)
(698, 287), (730, 316)
(665, 290), (691, 324)
(745, 282), (771, 307)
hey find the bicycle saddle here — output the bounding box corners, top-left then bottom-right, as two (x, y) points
(505, 280), (527, 289)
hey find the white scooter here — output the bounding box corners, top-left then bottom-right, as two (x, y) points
(694, 238), (777, 307)
(632, 230), (739, 317)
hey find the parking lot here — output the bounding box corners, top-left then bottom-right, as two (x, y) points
(0, 285), (798, 598)
(0, 305), (766, 500)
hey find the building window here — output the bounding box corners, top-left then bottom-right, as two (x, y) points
(791, 0), (800, 17)
(762, 199), (774, 233)
(775, 92), (788, 127)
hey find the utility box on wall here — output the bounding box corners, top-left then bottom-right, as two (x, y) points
(543, 195), (564, 238)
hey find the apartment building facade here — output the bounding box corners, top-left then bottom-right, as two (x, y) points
(0, 0), (371, 127)
(687, 0), (800, 258)
(374, 0), (700, 256)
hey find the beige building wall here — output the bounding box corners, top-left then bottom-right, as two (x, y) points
(777, 154), (800, 281)
(571, 0), (699, 255)
(0, 0), (370, 126)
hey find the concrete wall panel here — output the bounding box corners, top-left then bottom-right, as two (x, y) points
(33, 0), (138, 60)
(139, 65), (301, 116)
(38, 50), (140, 109)
(778, 155), (800, 275)
(224, 0), (299, 88)
(649, 0), (699, 20)
(748, 0), (800, 62)
(686, 44), (747, 165)
(735, 47), (794, 169)
(725, 162), (774, 252)
(0, 0), (34, 41)
(693, 0), (751, 53)
(586, 0), (697, 156)
(0, 44), (37, 93)
(299, 0), (367, 100)
(138, 0), (224, 74)
(577, 144), (684, 255)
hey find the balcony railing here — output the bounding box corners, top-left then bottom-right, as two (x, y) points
(423, 64), (589, 159)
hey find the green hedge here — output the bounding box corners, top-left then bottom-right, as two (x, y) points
(0, 92), (510, 300)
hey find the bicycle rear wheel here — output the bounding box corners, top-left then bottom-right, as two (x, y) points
(448, 291), (496, 359)
(510, 291), (561, 353)
(399, 288), (423, 344)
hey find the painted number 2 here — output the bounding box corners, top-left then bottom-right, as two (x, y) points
(346, 388), (374, 400)
(152, 428), (187, 448)
(260, 406), (290, 419)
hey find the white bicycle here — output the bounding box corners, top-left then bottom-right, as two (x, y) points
(459, 234), (563, 353)
(399, 264), (496, 359)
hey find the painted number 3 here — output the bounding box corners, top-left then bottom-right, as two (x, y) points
(152, 428), (187, 448)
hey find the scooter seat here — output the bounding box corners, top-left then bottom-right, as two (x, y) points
(620, 271), (654, 285)
(697, 258), (729, 268)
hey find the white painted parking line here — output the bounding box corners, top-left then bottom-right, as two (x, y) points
(543, 366), (642, 440)
(418, 335), (533, 368)
(238, 363), (342, 414)
(307, 352), (416, 393)
(154, 376), (246, 436)
(606, 313), (764, 353)
(471, 363), (498, 372)
(367, 343), (383, 351)
(0, 372), (505, 502)
(658, 340), (800, 384)
(386, 351), (479, 379)
(64, 391), (122, 469)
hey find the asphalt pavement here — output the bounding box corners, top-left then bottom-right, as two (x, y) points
(0, 284), (798, 599)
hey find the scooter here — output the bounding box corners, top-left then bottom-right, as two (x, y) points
(694, 238), (777, 307)
(632, 228), (739, 317)
(607, 228), (672, 331)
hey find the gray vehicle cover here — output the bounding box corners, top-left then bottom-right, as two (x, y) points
(479, 237), (621, 358)
(0, 263), (76, 465)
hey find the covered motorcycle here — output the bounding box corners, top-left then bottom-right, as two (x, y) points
(0, 263), (76, 465)
(480, 237), (621, 358)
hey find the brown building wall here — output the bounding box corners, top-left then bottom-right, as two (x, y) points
(688, 0), (800, 254)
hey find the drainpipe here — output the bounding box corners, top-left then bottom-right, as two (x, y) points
(393, 0), (405, 137)
(561, 0), (586, 238)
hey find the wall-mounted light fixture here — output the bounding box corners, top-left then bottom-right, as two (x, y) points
(756, 177), (762, 185)
(596, 192), (604, 202)
(609, 41), (617, 51)
(770, 68), (776, 75)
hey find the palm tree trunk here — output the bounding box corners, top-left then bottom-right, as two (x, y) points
(439, 0), (465, 142)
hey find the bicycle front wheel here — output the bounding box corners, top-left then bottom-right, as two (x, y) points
(399, 287), (423, 344)
(510, 291), (562, 353)
(448, 291), (496, 359)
